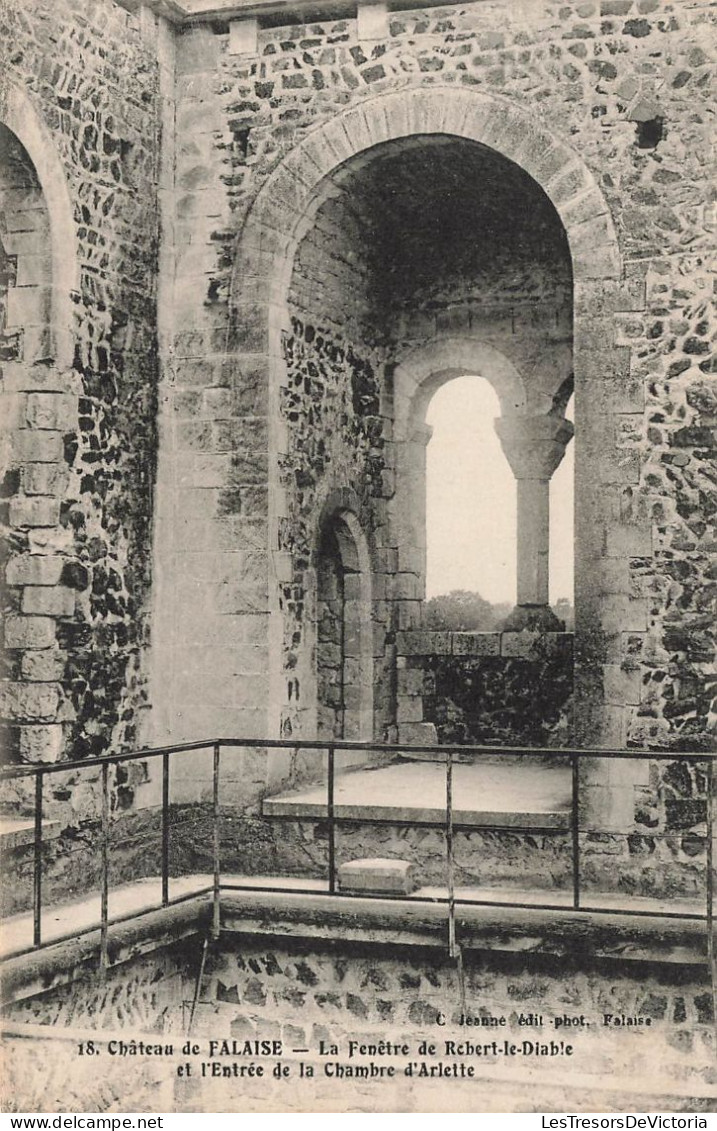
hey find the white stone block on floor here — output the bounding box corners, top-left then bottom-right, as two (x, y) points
(337, 857), (418, 895)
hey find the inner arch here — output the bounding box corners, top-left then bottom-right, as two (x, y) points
(289, 134), (574, 371)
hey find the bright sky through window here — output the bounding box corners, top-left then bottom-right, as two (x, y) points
(425, 376), (574, 605)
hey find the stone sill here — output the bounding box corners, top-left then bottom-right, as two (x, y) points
(263, 798), (570, 827)
(262, 759), (572, 827)
(396, 630), (573, 660)
(1, 882), (710, 1005)
(118, 0), (486, 28)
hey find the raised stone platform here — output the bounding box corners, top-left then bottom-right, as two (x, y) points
(263, 758), (572, 829)
(0, 816), (61, 851)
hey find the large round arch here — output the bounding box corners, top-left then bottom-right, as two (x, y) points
(232, 85), (620, 309)
(230, 80), (621, 616)
(228, 83), (624, 748)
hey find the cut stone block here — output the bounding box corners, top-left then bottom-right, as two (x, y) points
(396, 721), (438, 750)
(337, 857), (418, 896)
(229, 18), (258, 57)
(357, 1), (389, 41)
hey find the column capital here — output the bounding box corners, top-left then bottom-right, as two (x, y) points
(494, 414), (574, 480)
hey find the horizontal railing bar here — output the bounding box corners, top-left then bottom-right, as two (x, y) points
(2, 736), (715, 780)
(0, 886), (216, 965)
(0, 740), (217, 780)
(216, 738), (717, 761)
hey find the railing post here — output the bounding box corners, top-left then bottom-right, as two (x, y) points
(707, 758), (714, 932)
(33, 773), (43, 947)
(100, 760), (110, 970)
(328, 745), (336, 894)
(571, 751), (580, 911)
(446, 749), (457, 957)
(161, 752), (170, 907)
(212, 741), (221, 939)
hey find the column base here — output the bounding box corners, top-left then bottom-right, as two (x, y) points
(500, 604), (565, 632)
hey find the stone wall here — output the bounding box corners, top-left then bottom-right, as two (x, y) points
(1, 0), (162, 775)
(277, 321), (389, 740)
(2, 926), (713, 1111)
(397, 630), (574, 746)
(151, 0), (714, 780)
(5, 939), (193, 1030)
(194, 935), (714, 1095)
(619, 260), (715, 751)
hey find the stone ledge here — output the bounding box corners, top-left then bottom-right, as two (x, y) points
(1, 884), (711, 1007)
(220, 889), (712, 968)
(0, 894), (213, 1005)
(262, 797), (570, 828)
(0, 817), (61, 851)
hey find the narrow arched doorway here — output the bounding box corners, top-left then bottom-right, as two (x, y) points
(315, 509), (373, 744)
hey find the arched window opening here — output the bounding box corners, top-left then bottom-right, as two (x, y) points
(1, 123), (55, 773)
(0, 122), (52, 369)
(425, 377), (574, 632)
(316, 511), (373, 742)
(425, 375), (516, 629)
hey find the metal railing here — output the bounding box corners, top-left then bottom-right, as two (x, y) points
(0, 737), (714, 963)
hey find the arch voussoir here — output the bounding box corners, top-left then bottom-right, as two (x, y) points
(292, 135), (338, 183)
(336, 105), (377, 157)
(547, 159), (594, 205)
(380, 88), (413, 140)
(504, 127), (564, 186)
(234, 84), (622, 312)
(282, 148), (322, 193)
(316, 116), (358, 168)
(441, 89), (491, 138)
(561, 186), (612, 229)
(363, 98), (395, 146)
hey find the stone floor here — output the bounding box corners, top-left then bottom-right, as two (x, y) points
(263, 758), (573, 827)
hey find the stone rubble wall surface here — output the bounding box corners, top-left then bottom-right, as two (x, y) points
(2, 933), (713, 1111)
(1, 0), (162, 782)
(278, 320), (392, 740)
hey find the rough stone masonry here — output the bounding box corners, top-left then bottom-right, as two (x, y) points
(0, 0), (714, 886)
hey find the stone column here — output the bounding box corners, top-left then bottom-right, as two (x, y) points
(494, 413), (574, 631)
